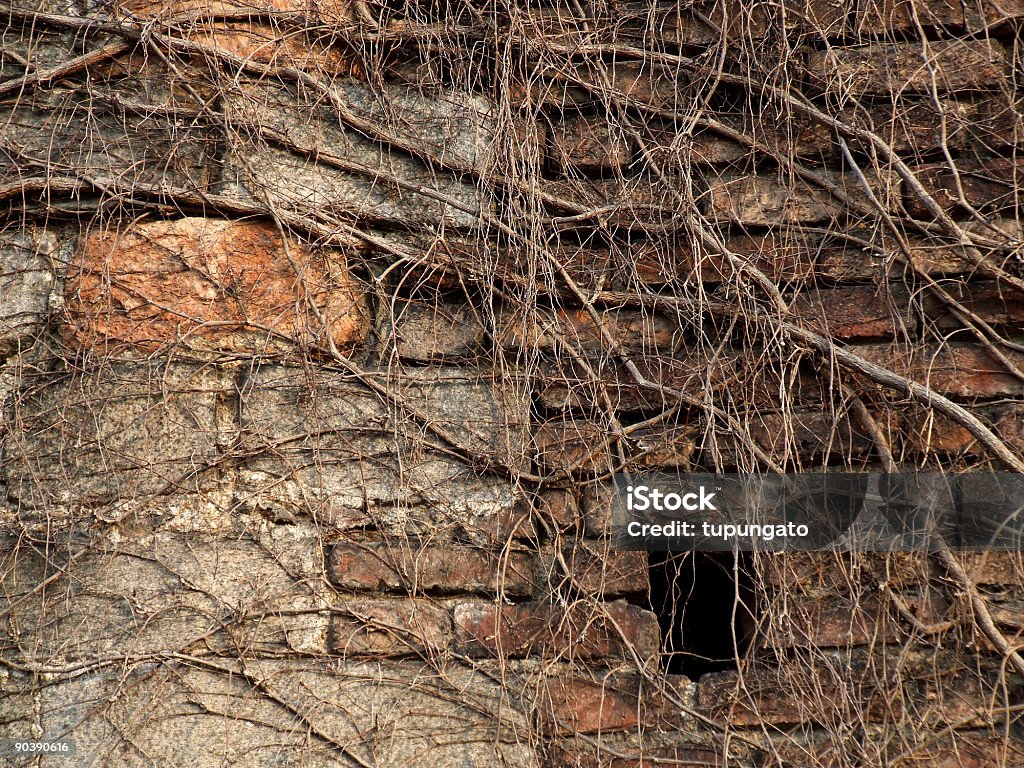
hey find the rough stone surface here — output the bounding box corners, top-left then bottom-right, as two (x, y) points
(65, 218), (368, 353)
(908, 156), (1024, 216)
(0, 660), (538, 768)
(235, 365), (530, 537)
(117, 0), (353, 21)
(791, 284), (910, 340)
(548, 117), (632, 174)
(2, 361), (232, 515)
(496, 307), (678, 356)
(329, 598), (452, 656)
(0, 524), (330, 660)
(1, 85), (214, 193)
(387, 301), (487, 361)
(703, 169), (900, 225)
(0, 226), (60, 357)
(219, 81), (491, 226)
(845, 95), (1022, 157)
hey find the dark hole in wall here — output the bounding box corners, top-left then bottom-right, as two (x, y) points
(648, 551), (757, 678)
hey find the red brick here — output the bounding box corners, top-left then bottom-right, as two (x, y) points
(327, 541), (539, 597)
(118, 0), (352, 21)
(629, 424), (697, 469)
(924, 281), (1024, 331)
(66, 218), (367, 353)
(549, 117), (632, 175)
(806, 39), (1010, 96)
(852, 0), (967, 33)
(955, 552), (1024, 586)
(453, 600), (659, 660)
(762, 592), (946, 649)
(540, 673), (681, 734)
(902, 402), (1024, 456)
(544, 177), (679, 226)
(791, 284), (909, 340)
(853, 0), (1024, 33)
(497, 308), (677, 357)
(854, 343), (1024, 398)
(653, 114), (834, 167)
(192, 22), (356, 73)
(698, 668), (903, 727)
(329, 599), (451, 656)
(747, 408), (873, 462)
(917, 669), (1009, 727)
(703, 0), (851, 38)
(517, 6), (719, 49)
(534, 419), (614, 476)
(908, 157), (1024, 217)
(968, 0), (1024, 29)
(537, 353), (739, 412)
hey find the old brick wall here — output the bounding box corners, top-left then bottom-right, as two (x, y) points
(2, 1), (1024, 766)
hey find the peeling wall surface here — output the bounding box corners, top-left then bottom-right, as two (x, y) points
(2, 1), (1024, 766)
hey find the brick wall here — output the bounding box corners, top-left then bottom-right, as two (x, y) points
(2, 1), (1024, 766)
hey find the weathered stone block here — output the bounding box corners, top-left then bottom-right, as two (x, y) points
(496, 307), (679, 357)
(327, 540), (540, 597)
(852, 0), (967, 33)
(923, 280), (1024, 331)
(806, 39), (1010, 96)
(191, 21), (355, 73)
(762, 592), (945, 648)
(536, 353), (738, 413)
(387, 301), (486, 361)
(235, 365), (530, 537)
(540, 671), (683, 734)
(1, 86), (215, 192)
(752, 408), (872, 458)
(845, 95), (1022, 157)
(533, 419), (614, 476)
(698, 667), (890, 726)
(852, 0), (1024, 33)
(513, 58), (689, 109)
(0, 526), (330, 659)
(65, 217), (368, 353)
(652, 114), (835, 168)
(330, 599), (452, 656)
(3, 361), (232, 513)
(0, 660), (537, 767)
(0, 226), (60, 357)
(117, 0), (353, 22)
(556, 544), (649, 598)
(703, 169), (900, 225)
(220, 80), (493, 226)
